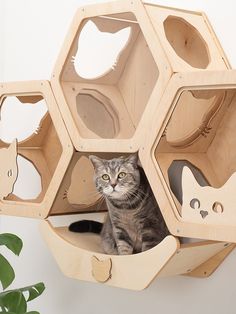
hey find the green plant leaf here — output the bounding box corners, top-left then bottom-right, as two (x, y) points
(0, 291), (27, 313)
(0, 254), (15, 290)
(19, 282), (45, 301)
(0, 233), (23, 256)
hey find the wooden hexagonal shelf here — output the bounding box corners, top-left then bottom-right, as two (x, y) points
(1, 0), (235, 291)
(51, 0), (229, 153)
(0, 81), (73, 218)
(140, 70), (236, 243)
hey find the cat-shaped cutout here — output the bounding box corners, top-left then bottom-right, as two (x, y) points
(0, 140), (18, 200)
(65, 156), (102, 209)
(12, 155), (42, 200)
(166, 91), (225, 148)
(0, 97), (48, 143)
(72, 20), (131, 79)
(91, 256), (112, 283)
(181, 166), (236, 225)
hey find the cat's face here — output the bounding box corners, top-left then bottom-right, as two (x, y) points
(0, 140), (18, 200)
(89, 154), (140, 200)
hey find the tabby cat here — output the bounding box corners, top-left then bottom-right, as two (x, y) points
(69, 154), (169, 255)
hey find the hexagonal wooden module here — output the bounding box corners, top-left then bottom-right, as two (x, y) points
(0, 81), (73, 218)
(51, 0), (229, 153)
(140, 70), (236, 244)
(1, 0), (234, 291)
(39, 0), (235, 290)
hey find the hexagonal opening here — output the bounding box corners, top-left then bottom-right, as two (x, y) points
(47, 151), (170, 251)
(0, 94), (62, 203)
(164, 16), (210, 69)
(155, 87), (236, 224)
(60, 12), (159, 139)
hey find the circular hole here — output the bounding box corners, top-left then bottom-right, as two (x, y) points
(190, 198), (200, 209)
(212, 201), (224, 214)
(164, 16), (209, 69)
(76, 90), (119, 139)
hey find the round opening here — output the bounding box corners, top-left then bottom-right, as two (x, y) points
(76, 89), (119, 138)
(164, 16), (210, 69)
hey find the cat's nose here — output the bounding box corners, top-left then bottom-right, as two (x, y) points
(111, 183), (117, 189)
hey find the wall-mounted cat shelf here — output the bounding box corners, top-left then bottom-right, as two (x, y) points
(40, 219), (235, 290)
(51, 0), (229, 153)
(140, 70), (236, 243)
(0, 81), (73, 218)
(1, 0), (236, 291)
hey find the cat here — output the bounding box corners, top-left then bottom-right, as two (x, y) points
(72, 20), (131, 79)
(0, 96), (48, 143)
(181, 166), (236, 225)
(0, 139), (18, 200)
(69, 154), (169, 255)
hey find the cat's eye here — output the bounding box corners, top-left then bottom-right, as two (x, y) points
(190, 198), (200, 209)
(118, 172), (126, 179)
(102, 174), (110, 181)
(7, 169), (13, 177)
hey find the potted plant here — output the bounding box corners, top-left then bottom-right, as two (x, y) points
(0, 233), (45, 313)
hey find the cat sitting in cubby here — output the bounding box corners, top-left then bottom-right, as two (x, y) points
(69, 154), (169, 255)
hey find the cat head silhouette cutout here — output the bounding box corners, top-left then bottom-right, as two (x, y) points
(181, 166), (236, 224)
(72, 20), (131, 79)
(66, 156), (101, 208)
(0, 97), (48, 143)
(91, 256), (112, 283)
(12, 155), (42, 200)
(0, 139), (18, 200)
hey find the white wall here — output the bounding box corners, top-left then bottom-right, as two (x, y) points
(1, 1), (236, 313)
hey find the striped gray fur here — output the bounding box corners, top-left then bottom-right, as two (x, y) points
(89, 154), (169, 255)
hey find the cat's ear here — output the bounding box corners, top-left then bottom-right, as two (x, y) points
(89, 155), (104, 169)
(125, 154), (138, 167)
(182, 166), (201, 191)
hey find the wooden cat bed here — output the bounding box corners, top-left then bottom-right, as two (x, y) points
(1, 0), (235, 290)
(140, 70), (236, 243)
(40, 150), (235, 290)
(51, 0), (229, 153)
(40, 217), (234, 290)
(0, 81), (73, 218)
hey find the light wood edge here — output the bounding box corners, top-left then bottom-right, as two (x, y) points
(185, 243), (235, 278)
(139, 70), (236, 243)
(201, 12), (231, 69)
(142, 1), (205, 16)
(50, 0), (172, 152)
(0, 81), (73, 218)
(40, 220), (179, 290)
(143, 4), (228, 72)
